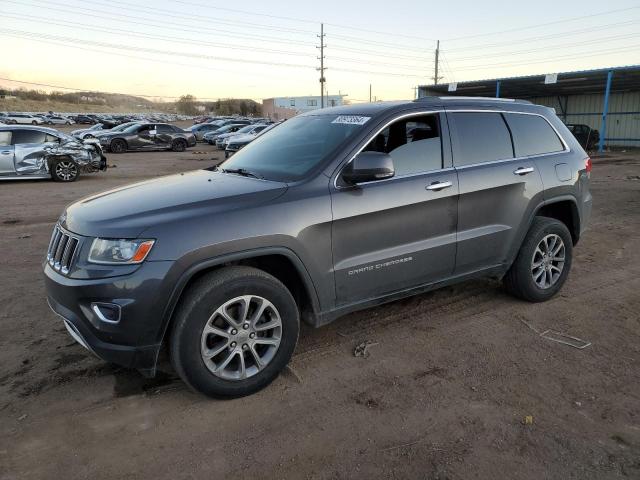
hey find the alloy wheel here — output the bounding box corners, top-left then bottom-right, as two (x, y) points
(531, 234), (565, 289)
(55, 161), (78, 181)
(200, 295), (282, 380)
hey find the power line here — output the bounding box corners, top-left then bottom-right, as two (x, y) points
(447, 43), (640, 72)
(0, 28), (316, 69)
(6, 0), (315, 47)
(444, 5), (640, 41)
(171, 0), (437, 42)
(444, 19), (639, 52)
(3, 12), (314, 58)
(1, 30), (432, 80)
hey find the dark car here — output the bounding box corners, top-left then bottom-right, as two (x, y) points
(44, 97), (591, 398)
(98, 123), (196, 153)
(566, 124), (599, 151)
(73, 115), (95, 124)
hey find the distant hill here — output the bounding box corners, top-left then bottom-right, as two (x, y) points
(0, 87), (262, 115)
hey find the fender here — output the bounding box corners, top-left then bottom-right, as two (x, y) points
(505, 195), (580, 270)
(156, 246), (322, 343)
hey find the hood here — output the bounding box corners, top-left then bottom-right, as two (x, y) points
(62, 169), (288, 238)
(228, 133), (255, 145)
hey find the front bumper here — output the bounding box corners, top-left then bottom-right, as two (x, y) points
(44, 260), (176, 374)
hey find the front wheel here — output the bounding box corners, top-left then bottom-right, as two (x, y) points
(50, 158), (79, 182)
(171, 139), (187, 152)
(504, 216), (573, 302)
(170, 266), (300, 398)
(32, 121), (38, 125)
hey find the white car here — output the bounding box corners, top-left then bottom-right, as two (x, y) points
(44, 115), (74, 125)
(5, 113), (45, 125)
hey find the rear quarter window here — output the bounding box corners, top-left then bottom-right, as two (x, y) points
(504, 113), (565, 157)
(448, 112), (513, 166)
(0, 131), (11, 145)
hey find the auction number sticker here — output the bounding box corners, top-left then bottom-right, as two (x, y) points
(332, 115), (371, 125)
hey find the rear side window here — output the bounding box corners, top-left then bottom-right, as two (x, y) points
(0, 132), (11, 145)
(11, 130), (46, 144)
(448, 112), (513, 166)
(504, 113), (564, 157)
(156, 124), (173, 133)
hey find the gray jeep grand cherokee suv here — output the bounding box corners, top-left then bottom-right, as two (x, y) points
(44, 97), (592, 397)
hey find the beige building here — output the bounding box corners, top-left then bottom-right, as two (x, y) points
(262, 95), (344, 120)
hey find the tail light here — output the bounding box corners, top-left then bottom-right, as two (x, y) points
(585, 157), (592, 176)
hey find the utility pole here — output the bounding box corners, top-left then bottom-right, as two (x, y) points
(317, 23), (326, 108)
(369, 84), (372, 102)
(433, 40), (443, 85)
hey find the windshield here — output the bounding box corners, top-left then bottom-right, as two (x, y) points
(112, 122), (137, 132)
(219, 114), (369, 182)
(123, 124), (144, 133)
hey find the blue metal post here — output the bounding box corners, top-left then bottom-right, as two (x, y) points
(496, 80), (501, 98)
(599, 70), (614, 153)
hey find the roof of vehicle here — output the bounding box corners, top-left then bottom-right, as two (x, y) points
(300, 97), (540, 118)
(0, 125), (62, 135)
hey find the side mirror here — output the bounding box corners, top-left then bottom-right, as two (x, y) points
(342, 151), (395, 185)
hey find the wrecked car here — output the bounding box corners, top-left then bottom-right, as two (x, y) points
(0, 126), (106, 182)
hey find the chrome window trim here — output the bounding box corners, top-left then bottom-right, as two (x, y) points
(333, 108), (570, 190)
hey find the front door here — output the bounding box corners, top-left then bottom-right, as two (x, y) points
(330, 112), (458, 304)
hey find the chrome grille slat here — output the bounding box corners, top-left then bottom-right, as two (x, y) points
(46, 225), (80, 274)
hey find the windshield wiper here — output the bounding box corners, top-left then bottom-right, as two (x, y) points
(220, 168), (264, 180)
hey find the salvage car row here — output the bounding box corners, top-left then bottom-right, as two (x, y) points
(0, 115), (277, 182)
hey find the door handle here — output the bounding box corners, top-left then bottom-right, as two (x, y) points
(514, 166), (534, 175)
(1, 151), (11, 155)
(426, 181), (453, 191)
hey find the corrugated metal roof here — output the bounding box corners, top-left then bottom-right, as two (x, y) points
(419, 65), (640, 98)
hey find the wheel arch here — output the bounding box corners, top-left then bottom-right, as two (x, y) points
(534, 196), (581, 245)
(158, 247), (322, 346)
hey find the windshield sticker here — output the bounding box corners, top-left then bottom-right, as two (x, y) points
(332, 115), (371, 125)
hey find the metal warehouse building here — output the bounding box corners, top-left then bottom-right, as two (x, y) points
(418, 65), (640, 152)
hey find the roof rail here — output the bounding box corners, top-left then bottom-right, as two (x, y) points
(414, 96), (532, 104)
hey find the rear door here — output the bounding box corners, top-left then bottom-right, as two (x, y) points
(135, 124), (156, 149)
(447, 110), (545, 274)
(153, 124), (174, 148)
(0, 131), (14, 174)
(331, 112), (458, 304)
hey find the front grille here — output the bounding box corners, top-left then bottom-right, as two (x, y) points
(47, 225), (80, 275)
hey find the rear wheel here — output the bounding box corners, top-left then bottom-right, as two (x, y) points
(32, 121), (38, 125)
(171, 138), (187, 152)
(170, 266), (300, 398)
(110, 139), (126, 153)
(504, 216), (573, 302)
(50, 158), (79, 182)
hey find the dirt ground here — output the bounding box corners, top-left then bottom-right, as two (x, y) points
(1, 127), (639, 479)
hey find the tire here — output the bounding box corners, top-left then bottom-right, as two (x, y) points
(84, 134), (94, 139)
(32, 121), (38, 125)
(170, 266), (300, 398)
(171, 138), (187, 152)
(504, 216), (573, 302)
(110, 139), (126, 153)
(50, 158), (79, 182)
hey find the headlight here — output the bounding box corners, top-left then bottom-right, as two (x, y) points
(88, 238), (155, 264)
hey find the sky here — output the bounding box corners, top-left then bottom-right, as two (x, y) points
(1, 0), (639, 103)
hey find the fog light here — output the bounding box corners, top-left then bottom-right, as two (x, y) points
(91, 302), (121, 324)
